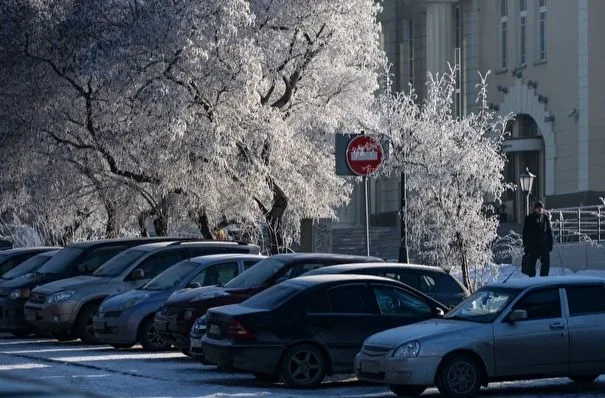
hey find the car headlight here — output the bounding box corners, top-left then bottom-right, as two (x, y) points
(392, 341), (421, 358)
(48, 290), (77, 304)
(10, 288), (31, 300)
(192, 315), (207, 334)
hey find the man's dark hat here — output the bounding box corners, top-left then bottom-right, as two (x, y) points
(534, 201), (545, 209)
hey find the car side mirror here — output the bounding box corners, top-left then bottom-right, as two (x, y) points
(435, 307), (445, 317)
(506, 309), (528, 323)
(188, 282), (202, 289)
(131, 269), (145, 280)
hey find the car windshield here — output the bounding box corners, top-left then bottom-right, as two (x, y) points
(1, 253), (55, 279)
(241, 283), (303, 309)
(142, 261), (198, 291)
(223, 258), (286, 289)
(444, 287), (521, 323)
(93, 249), (147, 277)
(37, 247), (85, 275)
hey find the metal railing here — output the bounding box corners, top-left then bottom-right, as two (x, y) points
(548, 205), (605, 243)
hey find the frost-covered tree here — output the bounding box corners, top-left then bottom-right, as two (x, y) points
(373, 66), (512, 290)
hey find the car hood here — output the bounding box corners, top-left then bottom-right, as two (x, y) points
(32, 275), (107, 294)
(164, 285), (226, 306)
(364, 318), (480, 347)
(0, 273), (56, 290)
(99, 289), (163, 312)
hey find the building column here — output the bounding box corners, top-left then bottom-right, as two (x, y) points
(424, 0), (457, 76)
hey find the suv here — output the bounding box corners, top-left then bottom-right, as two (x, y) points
(303, 262), (469, 307)
(0, 237), (194, 336)
(24, 241), (260, 342)
(157, 253), (382, 355)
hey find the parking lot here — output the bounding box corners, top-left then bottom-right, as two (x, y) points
(0, 333), (603, 397)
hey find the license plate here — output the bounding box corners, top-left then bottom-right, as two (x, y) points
(208, 324), (220, 336)
(190, 338), (202, 349)
(360, 360), (380, 374)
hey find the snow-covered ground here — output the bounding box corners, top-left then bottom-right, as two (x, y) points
(0, 334), (603, 397)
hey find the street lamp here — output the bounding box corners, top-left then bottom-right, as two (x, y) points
(519, 167), (536, 216)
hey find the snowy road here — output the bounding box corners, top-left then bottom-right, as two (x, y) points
(0, 333), (604, 397)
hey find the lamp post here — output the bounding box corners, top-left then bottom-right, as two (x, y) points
(519, 167), (536, 216)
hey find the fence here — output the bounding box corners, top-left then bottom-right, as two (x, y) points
(549, 205), (605, 243)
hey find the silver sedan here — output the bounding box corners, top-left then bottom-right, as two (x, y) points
(355, 276), (605, 397)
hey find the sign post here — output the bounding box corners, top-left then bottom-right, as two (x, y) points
(344, 134), (384, 256)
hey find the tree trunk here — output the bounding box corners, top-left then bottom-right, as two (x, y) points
(153, 213), (168, 236)
(193, 210), (214, 239)
(138, 210), (151, 237)
(104, 203), (120, 238)
(264, 183), (288, 255)
(456, 232), (472, 290)
(61, 209), (93, 245)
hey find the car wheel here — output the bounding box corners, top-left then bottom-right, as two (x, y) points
(253, 372), (280, 383)
(280, 343), (326, 389)
(111, 344), (134, 350)
(571, 375), (599, 384)
(437, 354), (482, 398)
(389, 384), (427, 396)
(10, 330), (32, 338)
(139, 318), (171, 351)
(76, 303), (100, 344)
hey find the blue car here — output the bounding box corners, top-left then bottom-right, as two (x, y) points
(93, 254), (265, 350)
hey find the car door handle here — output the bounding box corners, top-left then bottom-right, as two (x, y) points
(550, 322), (564, 330)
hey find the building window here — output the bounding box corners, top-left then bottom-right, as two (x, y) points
(454, 6), (463, 117)
(519, 0), (527, 65)
(404, 19), (414, 87)
(538, 0), (547, 61)
(500, 0), (508, 68)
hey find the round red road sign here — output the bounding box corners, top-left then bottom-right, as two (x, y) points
(345, 135), (384, 176)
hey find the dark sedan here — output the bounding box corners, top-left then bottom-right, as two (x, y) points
(93, 254), (264, 350)
(201, 274), (448, 388)
(0, 247), (61, 276)
(155, 253), (382, 354)
(303, 262), (469, 307)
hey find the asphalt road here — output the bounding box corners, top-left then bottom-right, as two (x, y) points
(0, 333), (603, 397)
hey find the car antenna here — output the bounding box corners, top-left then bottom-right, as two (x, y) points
(501, 265), (517, 283)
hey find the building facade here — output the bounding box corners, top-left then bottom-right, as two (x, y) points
(333, 0), (605, 258)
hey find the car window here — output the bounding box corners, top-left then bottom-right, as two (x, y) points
(513, 288), (561, 320)
(77, 246), (128, 274)
(189, 262), (239, 287)
(326, 284), (378, 314)
(418, 274), (436, 294)
(242, 283), (303, 309)
(566, 285), (605, 316)
(0, 256), (22, 275)
(396, 272), (419, 288)
(372, 285), (432, 317)
(2, 253), (54, 279)
(283, 262), (325, 279)
(127, 251), (186, 280)
(243, 260), (259, 270)
(307, 290), (330, 313)
(438, 274), (466, 294)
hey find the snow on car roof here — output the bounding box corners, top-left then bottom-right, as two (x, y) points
(489, 275), (605, 289)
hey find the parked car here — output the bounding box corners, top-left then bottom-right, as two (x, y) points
(355, 276), (605, 398)
(0, 247), (61, 276)
(0, 239), (12, 251)
(201, 274), (448, 388)
(156, 253), (383, 355)
(93, 254), (265, 350)
(0, 250), (60, 282)
(303, 263), (469, 307)
(0, 237), (195, 336)
(24, 240), (260, 342)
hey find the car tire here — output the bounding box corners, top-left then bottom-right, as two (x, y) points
(436, 354), (482, 398)
(139, 318), (171, 351)
(75, 303), (101, 344)
(253, 372), (280, 383)
(571, 375), (599, 384)
(280, 343), (327, 389)
(52, 331), (75, 342)
(111, 344), (134, 349)
(389, 384), (427, 397)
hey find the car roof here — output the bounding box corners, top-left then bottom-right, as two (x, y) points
(187, 254), (266, 263)
(286, 273), (401, 287)
(67, 237), (256, 249)
(489, 276), (605, 289)
(0, 247), (62, 255)
(307, 262), (445, 274)
(269, 253), (382, 262)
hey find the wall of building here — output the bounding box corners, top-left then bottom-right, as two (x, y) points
(588, 0), (605, 192)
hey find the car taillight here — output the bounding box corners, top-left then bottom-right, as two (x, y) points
(226, 319), (255, 340)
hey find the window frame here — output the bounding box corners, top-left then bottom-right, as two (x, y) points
(508, 287), (563, 321)
(519, 0), (527, 65)
(77, 245), (128, 275)
(537, 0), (547, 61)
(323, 283), (380, 315)
(565, 284), (605, 317)
(500, 0), (508, 69)
(125, 250), (187, 281)
(371, 283), (433, 317)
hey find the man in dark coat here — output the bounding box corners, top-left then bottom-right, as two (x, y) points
(522, 201), (553, 277)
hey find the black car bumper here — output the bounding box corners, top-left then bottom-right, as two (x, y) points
(202, 337), (283, 374)
(0, 298), (31, 332)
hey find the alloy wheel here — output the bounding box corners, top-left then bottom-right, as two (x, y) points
(446, 360), (478, 395)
